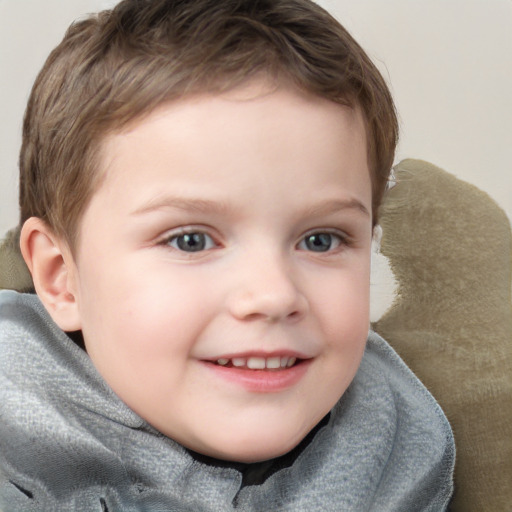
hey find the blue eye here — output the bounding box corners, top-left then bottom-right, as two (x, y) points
(167, 232), (215, 252)
(299, 232), (342, 252)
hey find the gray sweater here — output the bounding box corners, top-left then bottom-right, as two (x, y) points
(0, 291), (454, 511)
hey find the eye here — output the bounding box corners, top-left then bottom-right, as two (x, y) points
(298, 232), (344, 253)
(166, 232), (216, 252)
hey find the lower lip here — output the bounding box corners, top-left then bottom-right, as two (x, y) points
(202, 360), (312, 393)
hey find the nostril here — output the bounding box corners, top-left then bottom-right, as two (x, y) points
(100, 497), (109, 512)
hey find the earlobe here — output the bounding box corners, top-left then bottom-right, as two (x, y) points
(20, 217), (82, 332)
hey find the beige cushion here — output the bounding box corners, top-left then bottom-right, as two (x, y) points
(0, 227), (33, 293)
(374, 159), (512, 512)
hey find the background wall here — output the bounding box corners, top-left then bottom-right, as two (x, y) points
(1, 0), (511, 316)
(319, 0), (511, 224)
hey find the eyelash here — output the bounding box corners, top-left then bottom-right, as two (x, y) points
(156, 228), (350, 254)
(296, 230), (350, 253)
(157, 228), (218, 253)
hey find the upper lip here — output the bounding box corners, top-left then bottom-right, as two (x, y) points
(202, 350), (313, 361)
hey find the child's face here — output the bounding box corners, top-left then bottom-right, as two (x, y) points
(68, 82), (373, 462)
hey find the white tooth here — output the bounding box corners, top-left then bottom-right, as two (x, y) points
(217, 358), (229, 366)
(247, 357), (265, 370)
(232, 358), (246, 367)
(287, 357), (297, 368)
(280, 357), (289, 368)
(266, 357), (281, 369)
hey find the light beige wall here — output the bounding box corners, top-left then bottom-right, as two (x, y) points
(318, 0), (511, 218)
(0, 0), (118, 236)
(1, 0), (511, 237)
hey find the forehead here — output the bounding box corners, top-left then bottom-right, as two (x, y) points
(91, 82), (370, 218)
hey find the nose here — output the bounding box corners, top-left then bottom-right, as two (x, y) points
(226, 251), (309, 323)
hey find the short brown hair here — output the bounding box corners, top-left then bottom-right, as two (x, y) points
(19, 0), (398, 249)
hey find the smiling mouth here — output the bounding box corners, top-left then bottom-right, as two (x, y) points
(213, 356), (300, 370)
(204, 355), (311, 392)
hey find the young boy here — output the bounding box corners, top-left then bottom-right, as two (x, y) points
(0, 0), (454, 510)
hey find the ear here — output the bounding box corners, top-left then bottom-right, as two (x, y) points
(20, 217), (82, 332)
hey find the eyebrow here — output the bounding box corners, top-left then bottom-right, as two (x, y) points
(131, 195), (370, 218)
(304, 198), (371, 218)
(131, 196), (234, 216)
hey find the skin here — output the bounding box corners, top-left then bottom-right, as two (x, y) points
(41, 82), (373, 463)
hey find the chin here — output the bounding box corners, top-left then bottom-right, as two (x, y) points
(204, 425), (311, 464)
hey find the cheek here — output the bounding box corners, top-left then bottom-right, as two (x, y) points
(78, 258), (221, 358)
(321, 284), (369, 389)
(303, 271), (369, 429)
(311, 262), (370, 391)
(74, 263), (208, 407)
(314, 261), (371, 336)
